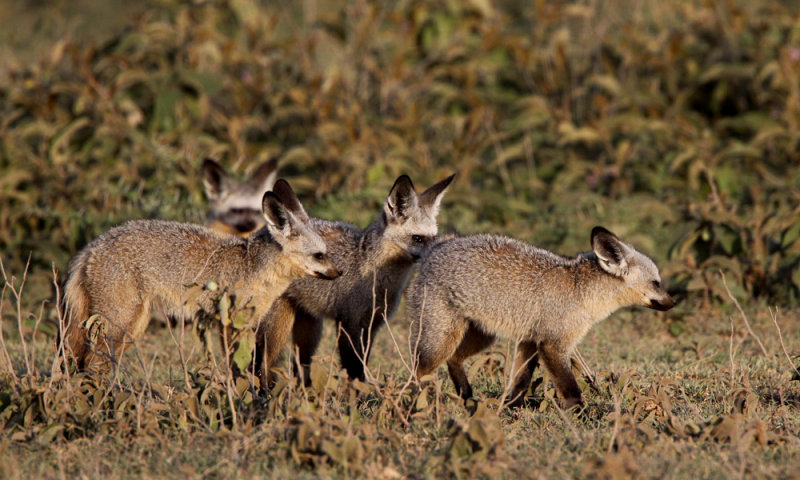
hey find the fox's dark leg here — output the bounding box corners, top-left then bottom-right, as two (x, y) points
(291, 307), (323, 386)
(254, 296), (296, 391)
(337, 319), (369, 381)
(505, 340), (539, 408)
(445, 322), (495, 402)
(539, 342), (584, 409)
(337, 304), (390, 382)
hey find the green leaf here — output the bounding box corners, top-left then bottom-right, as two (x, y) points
(232, 310), (250, 330)
(367, 163), (385, 185)
(180, 70), (222, 96)
(151, 86), (181, 131)
(668, 320), (686, 337)
(783, 220), (800, 249)
(715, 226), (740, 256)
(232, 329), (255, 372)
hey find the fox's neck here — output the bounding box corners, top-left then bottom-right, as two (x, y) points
(359, 216), (415, 278)
(242, 234), (295, 287)
(573, 254), (630, 326)
(359, 215), (386, 251)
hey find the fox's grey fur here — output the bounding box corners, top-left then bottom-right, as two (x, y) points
(61, 180), (339, 372)
(408, 226), (675, 409)
(253, 174), (455, 386)
(203, 158), (279, 237)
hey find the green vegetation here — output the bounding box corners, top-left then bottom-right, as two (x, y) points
(1, 0), (799, 477)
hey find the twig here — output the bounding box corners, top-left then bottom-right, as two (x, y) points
(325, 328), (345, 419)
(549, 395), (583, 445)
(768, 307), (800, 379)
(720, 271), (768, 357)
(1, 255), (32, 375)
(49, 264), (70, 389)
(320, 329), (341, 418)
(381, 294), (413, 377)
(94, 320), (137, 413)
(357, 270), (381, 385)
(31, 298), (47, 379)
(408, 285), (427, 382)
(729, 315), (736, 385)
(498, 341), (518, 410)
(220, 318), (239, 429)
(573, 349), (597, 389)
(499, 342), (539, 411)
(294, 346), (310, 406)
(339, 324), (372, 384)
(0, 266), (17, 384)
(607, 380), (626, 454)
(374, 284), (422, 425)
(136, 351), (159, 431)
(165, 317), (193, 393)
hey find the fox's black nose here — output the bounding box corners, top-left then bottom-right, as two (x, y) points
(649, 297), (675, 311)
(235, 219), (257, 233)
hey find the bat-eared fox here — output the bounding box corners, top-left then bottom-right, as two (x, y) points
(407, 226), (674, 409)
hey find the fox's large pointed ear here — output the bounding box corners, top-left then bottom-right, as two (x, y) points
(262, 191), (294, 239)
(245, 157), (279, 194)
(271, 179), (309, 222)
(419, 173), (455, 217)
(592, 226), (631, 276)
(202, 158), (231, 201)
(384, 175), (418, 222)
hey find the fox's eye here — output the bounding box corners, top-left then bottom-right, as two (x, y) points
(652, 280), (661, 289)
(412, 235), (424, 244)
(313, 252), (325, 260)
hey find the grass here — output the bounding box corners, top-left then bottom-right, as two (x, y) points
(1, 0), (800, 478)
(2, 263), (799, 478)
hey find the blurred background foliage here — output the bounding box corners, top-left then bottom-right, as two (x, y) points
(0, 0), (799, 311)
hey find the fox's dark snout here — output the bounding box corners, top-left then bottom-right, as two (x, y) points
(234, 218), (258, 233)
(649, 295), (675, 311)
(315, 266), (342, 280)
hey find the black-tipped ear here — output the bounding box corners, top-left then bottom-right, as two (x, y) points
(202, 158), (230, 201)
(271, 179), (308, 221)
(419, 173), (455, 215)
(592, 226), (628, 274)
(245, 157), (279, 193)
(385, 175), (417, 220)
(262, 191), (291, 236)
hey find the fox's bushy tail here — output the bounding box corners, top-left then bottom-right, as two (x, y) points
(59, 250), (92, 369)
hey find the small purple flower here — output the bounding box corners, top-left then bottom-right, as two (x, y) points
(586, 173), (597, 188)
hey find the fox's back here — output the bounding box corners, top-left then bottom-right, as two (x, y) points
(413, 234), (590, 341)
(79, 220), (247, 293)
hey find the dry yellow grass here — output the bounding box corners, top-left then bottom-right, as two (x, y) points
(1, 0), (799, 477)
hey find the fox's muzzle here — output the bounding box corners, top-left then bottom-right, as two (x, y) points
(314, 268), (342, 280)
(649, 296), (675, 311)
